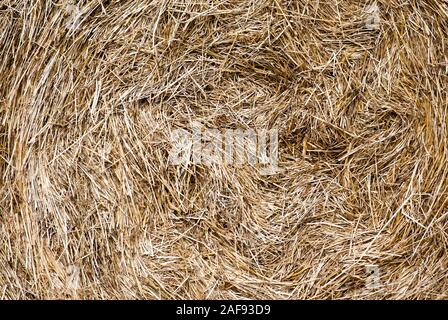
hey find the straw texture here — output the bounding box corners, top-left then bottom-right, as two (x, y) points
(0, 0), (447, 299)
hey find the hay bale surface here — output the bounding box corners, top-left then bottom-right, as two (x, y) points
(0, 0), (447, 299)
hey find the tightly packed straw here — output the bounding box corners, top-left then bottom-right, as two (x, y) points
(0, 0), (447, 299)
